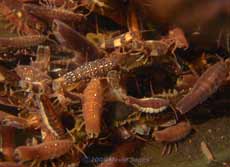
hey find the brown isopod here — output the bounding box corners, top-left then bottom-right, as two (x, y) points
(37, 94), (65, 139)
(82, 78), (104, 138)
(124, 96), (170, 114)
(153, 121), (192, 155)
(14, 139), (74, 162)
(0, 35), (47, 51)
(153, 121), (192, 143)
(24, 4), (84, 25)
(176, 59), (230, 114)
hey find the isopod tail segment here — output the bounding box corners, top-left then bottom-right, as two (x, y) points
(152, 120), (192, 156)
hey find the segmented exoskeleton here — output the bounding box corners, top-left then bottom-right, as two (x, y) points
(124, 96), (170, 114)
(0, 35), (47, 51)
(153, 121), (192, 155)
(14, 139), (74, 162)
(37, 94), (65, 139)
(153, 121), (192, 143)
(82, 78), (104, 138)
(176, 59), (230, 114)
(24, 4), (85, 25)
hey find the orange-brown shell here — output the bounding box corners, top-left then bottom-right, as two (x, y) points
(14, 139), (73, 161)
(82, 79), (104, 138)
(153, 121), (192, 143)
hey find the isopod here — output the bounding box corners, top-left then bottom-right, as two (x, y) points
(14, 139), (74, 162)
(0, 35), (47, 51)
(153, 121), (192, 143)
(37, 94), (65, 139)
(82, 78), (104, 138)
(176, 59), (229, 114)
(124, 96), (170, 114)
(24, 4), (84, 25)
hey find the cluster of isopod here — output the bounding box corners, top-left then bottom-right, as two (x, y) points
(0, 0), (229, 166)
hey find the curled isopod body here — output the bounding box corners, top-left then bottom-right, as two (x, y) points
(14, 139), (73, 162)
(124, 96), (170, 113)
(38, 94), (65, 139)
(153, 121), (192, 143)
(176, 60), (229, 114)
(82, 78), (104, 138)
